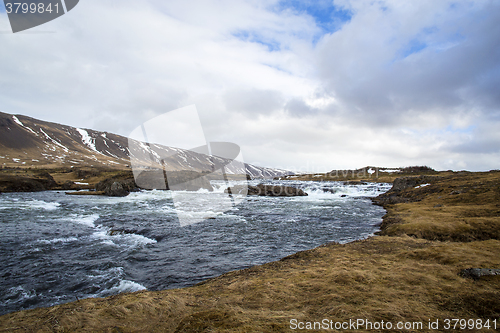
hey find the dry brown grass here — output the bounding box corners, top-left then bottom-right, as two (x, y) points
(1, 237), (498, 332)
(1, 171), (499, 332)
(281, 168), (453, 184)
(376, 172), (500, 242)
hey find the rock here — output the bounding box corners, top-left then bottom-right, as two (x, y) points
(224, 185), (246, 195)
(1, 177), (46, 192)
(372, 175), (443, 207)
(0, 173), (57, 192)
(391, 175), (441, 192)
(343, 181), (368, 185)
(96, 178), (138, 197)
(135, 170), (213, 192)
(108, 229), (136, 236)
(391, 177), (422, 191)
(226, 184), (307, 197)
(166, 171), (213, 192)
(174, 176), (213, 192)
(459, 268), (500, 280)
(109, 181), (128, 197)
(134, 170), (167, 190)
(371, 193), (410, 206)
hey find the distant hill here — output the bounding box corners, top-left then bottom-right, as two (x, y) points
(0, 111), (291, 179)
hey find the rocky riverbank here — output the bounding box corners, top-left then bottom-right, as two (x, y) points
(1, 171), (499, 332)
(0, 167), (221, 196)
(0, 167), (126, 193)
(371, 171), (500, 242)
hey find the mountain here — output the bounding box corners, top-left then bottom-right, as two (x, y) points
(0, 111), (291, 179)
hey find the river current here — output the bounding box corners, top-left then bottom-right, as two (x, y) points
(0, 180), (390, 315)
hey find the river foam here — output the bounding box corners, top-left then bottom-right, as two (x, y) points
(0, 180), (390, 315)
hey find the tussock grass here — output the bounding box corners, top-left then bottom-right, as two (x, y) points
(2, 236), (498, 332)
(376, 172), (500, 242)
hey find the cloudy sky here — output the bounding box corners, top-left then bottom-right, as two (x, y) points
(1, 0), (499, 172)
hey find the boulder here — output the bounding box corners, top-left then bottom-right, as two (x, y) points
(108, 181), (128, 197)
(135, 170), (213, 192)
(460, 268), (500, 280)
(96, 170), (214, 196)
(96, 178), (138, 197)
(391, 175), (441, 192)
(226, 184), (307, 197)
(372, 175), (444, 206)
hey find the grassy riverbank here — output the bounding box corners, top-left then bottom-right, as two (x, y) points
(1, 171), (499, 332)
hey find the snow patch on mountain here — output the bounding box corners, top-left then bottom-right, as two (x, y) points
(12, 116), (23, 127)
(76, 128), (99, 153)
(40, 128), (69, 152)
(12, 115), (39, 136)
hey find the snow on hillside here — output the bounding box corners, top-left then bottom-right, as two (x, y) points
(0, 112), (292, 178)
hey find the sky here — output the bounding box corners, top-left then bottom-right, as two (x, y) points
(0, 0), (499, 172)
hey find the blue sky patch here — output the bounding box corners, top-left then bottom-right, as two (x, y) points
(401, 38), (428, 58)
(275, 0), (352, 34)
(441, 125), (476, 135)
(403, 125), (476, 138)
(232, 1), (352, 50)
(233, 30), (281, 52)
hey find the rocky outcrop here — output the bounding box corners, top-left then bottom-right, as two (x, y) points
(166, 171), (213, 192)
(135, 170), (213, 192)
(372, 175), (442, 206)
(226, 184), (308, 197)
(108, 181), (129, 197)
(0, 177), (50, 192)
(390, 175), (440, 191)
(96, 178), (138, 197)
(95, 170), (214, 196)
(0, 171), (57, 192)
